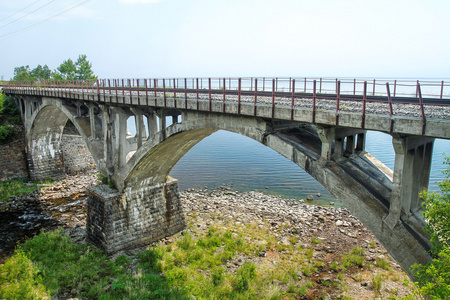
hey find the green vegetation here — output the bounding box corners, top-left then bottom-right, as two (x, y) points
(0, 230), (185, 300)
(410, 156), (450, 299)
(0, 220), (329, 299)
(0, 178), (52, 202)
(11, 54), (96, 82)
(0, 92), (21, 144)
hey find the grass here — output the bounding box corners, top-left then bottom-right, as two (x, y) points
(0, 229), (185, 300)
(0, 178), (53, 202)
(0, 219), (321, 299)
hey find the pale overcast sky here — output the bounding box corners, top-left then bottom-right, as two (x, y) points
(1, 0), (449, 80)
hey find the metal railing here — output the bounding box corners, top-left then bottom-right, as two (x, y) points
(2, 77), (450, 135)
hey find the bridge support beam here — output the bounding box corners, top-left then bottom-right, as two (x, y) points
(317, 126), (366, 160)
(86, 178), (186, 253)
(384, 135), (434, 230)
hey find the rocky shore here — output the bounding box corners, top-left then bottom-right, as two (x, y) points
(1, 175), (415, 299)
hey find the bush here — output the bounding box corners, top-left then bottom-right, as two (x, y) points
(411, 156), (450, 299)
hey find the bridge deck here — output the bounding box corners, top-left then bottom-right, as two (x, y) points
(3, 77), (450, 139)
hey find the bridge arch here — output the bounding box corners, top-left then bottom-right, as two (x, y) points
(25, 97), (99, 179)
(118, 110), (429, 278)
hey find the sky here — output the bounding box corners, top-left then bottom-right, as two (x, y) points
(1, 0), (450, 80)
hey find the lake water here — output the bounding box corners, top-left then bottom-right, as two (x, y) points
(169, 130), (450, 203)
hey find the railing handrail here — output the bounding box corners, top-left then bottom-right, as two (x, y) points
(2, 77), (449, 100)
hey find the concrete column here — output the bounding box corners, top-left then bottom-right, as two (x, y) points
(146, 111), (158, 137)
(98, 105), (113, 176)
(317, 126), (334, 160)
(333, 138), (344, 159)
(130, 108), (147, 149)
(110, 107), (128, 170)
(345, 135), (355, 155)
(159, 110), (167, 142)
(86, 103), (97, 139)
(356, 133), (365, 152)
(420, 142), (434, 192)
(384, 135), (435, 230)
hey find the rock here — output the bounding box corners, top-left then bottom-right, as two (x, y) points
(306, 195), (314, 201)
(336, 220), (344, 226)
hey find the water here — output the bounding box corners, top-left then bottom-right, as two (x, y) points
(169, 130), (450, 202)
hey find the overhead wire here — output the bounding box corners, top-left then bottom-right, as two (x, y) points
(0, 0), (44, 23)
(0, 0), (57, 29)
(0, 0), (91, 40)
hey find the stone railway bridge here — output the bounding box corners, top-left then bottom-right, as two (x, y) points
(3, 78), (450, 278)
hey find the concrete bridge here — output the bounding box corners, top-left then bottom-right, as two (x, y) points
(3, 77), (450, 278)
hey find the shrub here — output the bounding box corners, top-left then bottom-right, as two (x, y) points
(411, 156), (450, 299)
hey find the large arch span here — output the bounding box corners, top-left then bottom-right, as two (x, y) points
(121, 110), (430, 278)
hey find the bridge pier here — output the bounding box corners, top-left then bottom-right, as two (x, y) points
(86, 178), (186, 253)
(384, 135), (435, 231)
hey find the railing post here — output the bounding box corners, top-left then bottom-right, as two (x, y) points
(440, 80), (444, 99)
(373, 79), (376, 96)
(254, 78), (258, 116)
(196, 78), (199, 110)
(208, 77), (212, 111)
(163, 78), (166, 106)
(336, 80), (340, 126)
(238, 78), (242, 115)
(271, 78), (275, 118)
(393, 80), (397, 97)
(173, 78), (177, 108)
(154, 79), (158, 98)
(319, 78), (322, 93)
(184, 78), (187, 109)
(96, 79), (100, 100)
(137, 79), (140, 105)
(312, 80), (316, 123)
(145, 79), (148, 106)
(223, 78), (226, 113)
(415, 80), (419, 98)
(291, 79), (295, 120)
(304, 77), (306, 93)
(386, 82), (394, 133)
(362, 81), (367, 129)
(353, 78), (356, 95)
(417, 82), (426, 135)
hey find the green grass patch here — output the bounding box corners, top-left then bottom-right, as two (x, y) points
(0, 230), (185, 299)
(0, 178), (52, 202)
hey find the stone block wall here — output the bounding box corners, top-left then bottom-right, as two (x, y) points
(61, 135), (96, 175)
(86, 178), (186, 253)
(0, 134), (28, 181)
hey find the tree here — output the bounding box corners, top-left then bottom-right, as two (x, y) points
(75, 54), (96, 80)
(12, 65), (32, 81)
(30, 65), (51, 81)
(52, 55), (96, 80)
(411, 156), (450, 299)
(12, 65), (51, 81)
